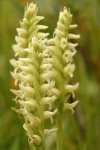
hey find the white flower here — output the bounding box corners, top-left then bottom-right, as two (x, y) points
(64, 83), (79, 98)
(41, 96), (57, 109)
(44, 109), (58, 124)
(63, 63), (75, 77)
(63, 101), (79, 114)
(44, 128), (58, 136)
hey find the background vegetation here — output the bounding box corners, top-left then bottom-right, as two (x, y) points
(0, 0), (100, 149)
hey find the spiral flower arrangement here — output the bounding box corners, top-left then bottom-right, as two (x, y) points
(10, 2), (80, 150)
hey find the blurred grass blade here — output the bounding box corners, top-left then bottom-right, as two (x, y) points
(0, 76), (12, 106)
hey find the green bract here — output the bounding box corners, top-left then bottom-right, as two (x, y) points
(10, 2), (80, 150)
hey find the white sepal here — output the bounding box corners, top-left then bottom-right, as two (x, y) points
(68, 34), (80, 39)
(69, 24), (78, 29)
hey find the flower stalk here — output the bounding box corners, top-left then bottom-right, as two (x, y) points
(57, 112), (63, 150)
(10, 2), (80, 150)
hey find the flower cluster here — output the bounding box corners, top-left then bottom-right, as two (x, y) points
(10, 2), (79, 150)
(47, 8), (80, 113)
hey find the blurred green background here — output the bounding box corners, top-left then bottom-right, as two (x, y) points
(0, 0), (100, 150)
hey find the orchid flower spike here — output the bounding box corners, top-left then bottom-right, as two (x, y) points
(10, 2), (80, 150)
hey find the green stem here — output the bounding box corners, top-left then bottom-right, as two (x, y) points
(57, 112), (63, 150)
(40, 104), (45, 150)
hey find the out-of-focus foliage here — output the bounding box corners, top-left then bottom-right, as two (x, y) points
(0, 0), (100, 150)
